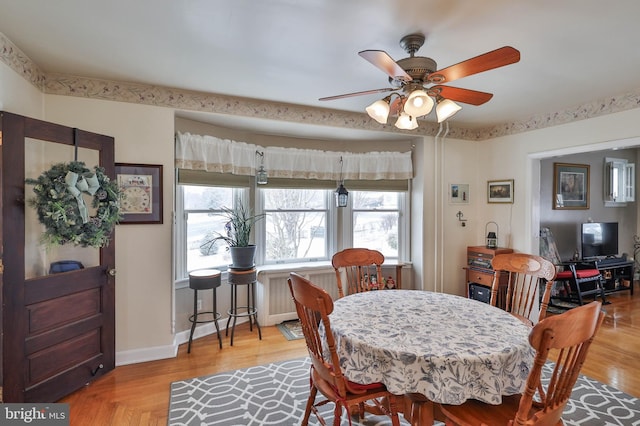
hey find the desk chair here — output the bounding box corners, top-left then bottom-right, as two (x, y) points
(439, 300), (604, 426)
(490, 253), (556, 326)
(332, 248), (385, 298)
(287, 272), (400, 426)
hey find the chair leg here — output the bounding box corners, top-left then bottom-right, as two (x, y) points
(598, 278), (609, 304)
(388, 395), (400, 426)
(334, 402), (349, 426)
(302, 386), (316, 426)
(575, 280), (585, 305)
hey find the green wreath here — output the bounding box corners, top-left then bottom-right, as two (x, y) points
(26, 161), (122, 248)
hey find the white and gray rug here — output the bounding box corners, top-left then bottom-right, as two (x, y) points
(168, 357), (640, 425)
(276, 319), (304, 341)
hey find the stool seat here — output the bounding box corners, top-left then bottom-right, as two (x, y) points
(188, 269), (223, 352)
(189, 269), (222, 289)
(227, 268), (257, 285)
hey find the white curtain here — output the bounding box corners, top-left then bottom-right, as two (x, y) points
(175, 132), (413, 180)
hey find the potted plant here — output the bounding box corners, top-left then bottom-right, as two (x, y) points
(200, 203), (265, 269)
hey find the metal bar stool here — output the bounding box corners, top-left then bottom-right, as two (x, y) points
(188, 269), (222, 352)
(225, 267), (262, 346)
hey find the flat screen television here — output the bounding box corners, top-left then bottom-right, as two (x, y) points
(581, 222), (619, 259)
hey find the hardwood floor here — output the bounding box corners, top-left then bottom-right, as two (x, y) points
(60, 287), (640, 425)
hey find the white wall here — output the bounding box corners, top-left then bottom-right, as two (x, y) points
(0, 60), (43, 117)
(43, 95), (176, 363)
(439, 136), (485, 296)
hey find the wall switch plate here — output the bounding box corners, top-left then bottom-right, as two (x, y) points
(197, 299), (202, 311)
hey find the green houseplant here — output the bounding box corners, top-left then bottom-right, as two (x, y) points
(200, 203), (265, 269)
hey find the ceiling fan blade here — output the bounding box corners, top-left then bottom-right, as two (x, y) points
(358, 50), (412, 82)
(431, 85), (493, 105)
(427, 46), (520, 84)
(319, 87), (394, 101)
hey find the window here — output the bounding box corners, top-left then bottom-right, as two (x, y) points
(604, 157), (635, 206)
(175, 181), (409, 281)
(175, 185), (247, 279)
(261, 188), (330, 263)
(350, 191), (403, 259)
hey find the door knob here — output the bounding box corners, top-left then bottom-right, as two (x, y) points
(107, 269), (116, 276)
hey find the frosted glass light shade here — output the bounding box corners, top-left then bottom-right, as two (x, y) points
(365, 99), (391, 124)
(436, 99), (462, 123)
(395, 112), (418, 130)
(404, 89), (434, 117)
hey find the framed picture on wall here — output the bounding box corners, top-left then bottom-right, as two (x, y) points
(449, 183), (470, 204)
(487, 179), (514, 203)
(553, 162), (589, 210)
(115, 163), (163, 224)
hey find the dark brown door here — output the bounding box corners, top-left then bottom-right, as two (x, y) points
(0, 111), (116, 402)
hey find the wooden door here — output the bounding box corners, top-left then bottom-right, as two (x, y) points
(0, 111), (116, 402)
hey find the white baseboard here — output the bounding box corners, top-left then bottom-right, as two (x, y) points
(115, 317), (249, 366)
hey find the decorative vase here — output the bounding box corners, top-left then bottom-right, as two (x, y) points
(229, 245), (257, 269)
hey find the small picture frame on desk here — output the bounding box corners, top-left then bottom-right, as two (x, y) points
(115, 163), (163, 224)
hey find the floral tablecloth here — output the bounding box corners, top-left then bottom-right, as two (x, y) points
(328, 290), (535, 405)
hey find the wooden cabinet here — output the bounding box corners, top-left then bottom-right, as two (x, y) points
(465, 246), (513, 309)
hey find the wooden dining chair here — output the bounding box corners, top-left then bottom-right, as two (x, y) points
(439, 300), (605, 426)
(287, 272), (400, 426)
(490, 253), (556, 326)
(332, 248), (385, 298)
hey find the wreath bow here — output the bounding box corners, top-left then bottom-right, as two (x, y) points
(65, 171), (100, 223)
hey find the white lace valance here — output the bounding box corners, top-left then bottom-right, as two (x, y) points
(175, 132), (413, 180)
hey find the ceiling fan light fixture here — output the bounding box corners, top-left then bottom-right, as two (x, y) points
(404, 89), (434, 117)
(395, 112), (418, 130)
(365, 98), (391, 124)
(436, 98), (462, 123)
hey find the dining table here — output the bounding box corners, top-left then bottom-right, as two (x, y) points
(326, 289), (536, 425)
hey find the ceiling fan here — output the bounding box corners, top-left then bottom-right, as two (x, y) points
(319, 33), (520, 128)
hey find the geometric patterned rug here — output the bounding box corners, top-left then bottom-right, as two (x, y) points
(168, 357), (640, 425)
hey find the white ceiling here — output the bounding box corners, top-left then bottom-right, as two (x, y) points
(1, 0), (639, 139)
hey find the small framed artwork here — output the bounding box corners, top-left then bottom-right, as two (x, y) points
(553, 162), (589, 210)
(449, 183), (469, 204)
(487, 179), (514, 203)
(115, 163), (163, 224)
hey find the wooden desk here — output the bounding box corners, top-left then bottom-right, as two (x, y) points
(327, 290), (534, 425)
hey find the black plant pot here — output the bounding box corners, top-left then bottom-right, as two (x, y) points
(229, 245), (256, 269)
